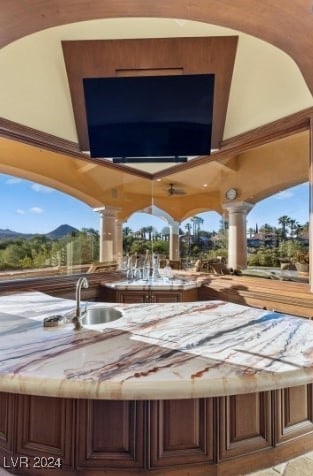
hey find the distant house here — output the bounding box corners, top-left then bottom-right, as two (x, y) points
(247, 238), (262, 248)
(247, 232), (278, 248)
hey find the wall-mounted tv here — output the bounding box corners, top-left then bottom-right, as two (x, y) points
(83, 73), (215, 161)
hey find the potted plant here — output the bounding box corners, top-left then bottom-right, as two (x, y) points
(293, 250), (309, 273)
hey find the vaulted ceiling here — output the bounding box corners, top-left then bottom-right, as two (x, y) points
(0, 1), (312, 221)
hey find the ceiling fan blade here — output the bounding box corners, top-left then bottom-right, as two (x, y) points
(167, 184), (186, 195)
(173, 189), (186, 195)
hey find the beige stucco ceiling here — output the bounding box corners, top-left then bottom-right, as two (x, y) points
(1, 18), (312, 148)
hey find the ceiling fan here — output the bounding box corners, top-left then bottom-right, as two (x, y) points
(167, 183), (186, 196)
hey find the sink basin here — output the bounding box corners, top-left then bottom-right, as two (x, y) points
(81, 307), (123, 325)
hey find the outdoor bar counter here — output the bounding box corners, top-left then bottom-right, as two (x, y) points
(1, 291), (313, 475)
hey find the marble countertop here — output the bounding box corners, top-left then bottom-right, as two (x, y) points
(101, 277), (202, 290)
(1, 291), (313, 400)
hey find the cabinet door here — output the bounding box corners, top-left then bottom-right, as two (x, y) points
(0, 392), (14, 452)
(274, 384), (313, 444)
(117, 291), (150, 303)
(181, 288), (199, 302)
(76, 400), (145, 470)
(150, 398), (214, 467)
(219, 392), (272, 460)
(151, 292), (182, 303)
(16, 395), (74, 469)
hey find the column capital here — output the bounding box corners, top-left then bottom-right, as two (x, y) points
(93, 206), (121, 218)
(223, 201), (254, 215)
(167, 219), (180, 234)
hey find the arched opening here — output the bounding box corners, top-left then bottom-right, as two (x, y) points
(0, 174), (99, 278)
(245, 182), (309, 280)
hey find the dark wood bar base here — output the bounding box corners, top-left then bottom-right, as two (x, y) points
(1, 385), (313, 475)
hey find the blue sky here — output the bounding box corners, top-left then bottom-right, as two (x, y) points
(0, 174), (309, 234)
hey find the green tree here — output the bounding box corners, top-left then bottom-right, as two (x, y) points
(184, 223), (192, 254)
(19, 256), (34, 269)
(288, 219), (299, 240)
(247, 227), (255, 238)
(150, 239), (168, 255)
(123, 234), (135, 254)
(259, 223), (273, 233)
(123, 226), (133, 236)
(129, 240), (147, 255)
(278, 215), (291, 240)
(2, 243), (28, 268)
(294, 223), (304, 238)
(190, 216), (204, 242)
(161, 226), (169, 241)
(145, 226), (155, 241)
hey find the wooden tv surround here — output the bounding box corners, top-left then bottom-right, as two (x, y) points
(1, 291), (313, 475)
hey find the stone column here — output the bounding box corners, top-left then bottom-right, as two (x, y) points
(223, 201), (253, 271)
(94, 207), (121, 263)
(168, 220), (180, 261)
(114, 219), (123, 268)
(309, 116), (313, 292)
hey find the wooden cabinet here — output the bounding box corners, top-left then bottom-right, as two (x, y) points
(16, 395), (74, 470)
(150, 291), (181, 303)
(116, 289), (182, 303)
(0, 392), (14, 453)
(150, 398), (214, 467)
(1, 386), (313, 475)
(274, 384), (313, 444)
(116, 289), (150, 303)
(76, 400), (145, 470)
(115, 287), (198, 303)
(219, 391), (272, 460)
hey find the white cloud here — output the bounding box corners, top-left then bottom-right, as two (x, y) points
(31, 183), (53, 193)
(274, 190), (294, 200)
(29, 207), (43, 214)
(6, 177), (22, 185)
(16, 209), (25, 215)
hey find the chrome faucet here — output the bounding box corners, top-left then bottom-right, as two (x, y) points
(72, 276), (89, 330)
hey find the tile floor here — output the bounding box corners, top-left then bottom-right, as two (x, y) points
(246, 450), (313, 475)
(0, 452), (312, 475)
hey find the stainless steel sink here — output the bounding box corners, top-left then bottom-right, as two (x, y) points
(81, 307), (122, 325)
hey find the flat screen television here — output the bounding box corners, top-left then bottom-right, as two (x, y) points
(83, 73), (215, 161)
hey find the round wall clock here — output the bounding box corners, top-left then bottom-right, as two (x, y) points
(225, 188), (237, 200)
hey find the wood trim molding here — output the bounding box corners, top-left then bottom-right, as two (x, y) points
(0, 117), (80, 155)
(0, 118), (152, 180)
(1, 107), (312, 183)
(154, 106), (313, 178)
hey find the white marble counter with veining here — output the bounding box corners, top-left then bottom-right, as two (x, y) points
(0, 291), (313, 400)
(101, 277), (202, 290)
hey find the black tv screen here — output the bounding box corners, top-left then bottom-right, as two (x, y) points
(83, 74), (214, 160)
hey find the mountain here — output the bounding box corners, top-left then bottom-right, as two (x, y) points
(46, 224), (79, 239)
(0, 224), (79, 241)
(0, 229), (33, 240)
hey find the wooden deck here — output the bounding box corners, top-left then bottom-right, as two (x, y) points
(199, 273), (313, 319)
